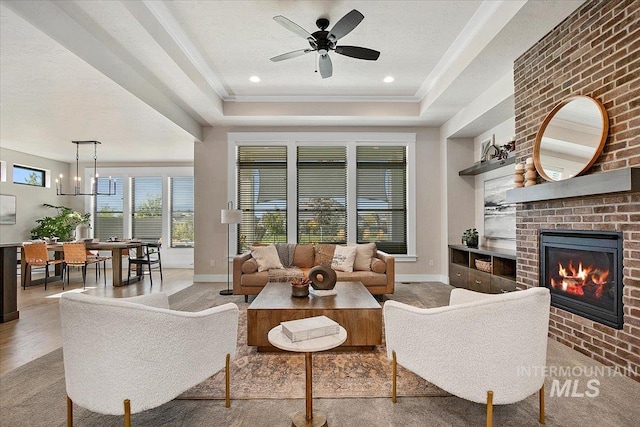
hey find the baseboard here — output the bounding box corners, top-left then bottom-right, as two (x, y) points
(395, 274), (448, 284)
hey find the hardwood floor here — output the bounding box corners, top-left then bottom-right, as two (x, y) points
(0, 268), (196, 375)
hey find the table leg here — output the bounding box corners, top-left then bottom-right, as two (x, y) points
(112, 248), (124, 286)
(291, 351), (327, 427)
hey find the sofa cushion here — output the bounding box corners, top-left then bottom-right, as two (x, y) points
(241, 258), (259, 274)
(335, 270), (388, 286)
(371, 258), (386, 274)
(350, 242), (376, 271)
(251, 244), (283, 272)
(314, 244), (336, 267)
(331, 245), (358, 272)
(293, 244), (315, 268)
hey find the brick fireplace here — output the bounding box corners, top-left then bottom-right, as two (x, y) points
(513, 0), (639, 379)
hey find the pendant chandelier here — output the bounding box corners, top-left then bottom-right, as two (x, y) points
(55, 140), (116, 196)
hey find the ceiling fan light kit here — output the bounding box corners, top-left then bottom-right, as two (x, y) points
(271, 9), (380, 79)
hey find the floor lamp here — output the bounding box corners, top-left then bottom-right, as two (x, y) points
(220, 202), (242, 296)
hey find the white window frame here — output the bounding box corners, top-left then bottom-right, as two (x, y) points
(85, 165), (194, 268)
(228, 132), (417, 261)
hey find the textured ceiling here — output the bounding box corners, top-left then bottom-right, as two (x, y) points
(0, 0), (585, 163)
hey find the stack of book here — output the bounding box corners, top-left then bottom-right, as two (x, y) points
(309, 288), (337, 297)
(281, 315), (340, 342)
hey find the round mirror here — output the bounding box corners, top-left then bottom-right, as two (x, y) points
(533, 95), (608, 181)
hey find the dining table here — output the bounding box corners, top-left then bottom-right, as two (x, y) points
(21, 241), (144, 288)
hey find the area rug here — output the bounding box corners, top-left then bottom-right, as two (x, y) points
(178, 303), (449, 400)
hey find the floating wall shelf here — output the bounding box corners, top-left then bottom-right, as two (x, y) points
(459, 156), (515, 176)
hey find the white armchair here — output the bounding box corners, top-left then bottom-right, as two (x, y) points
(384, 287), (550, 427)
(59, 292), (239, 426)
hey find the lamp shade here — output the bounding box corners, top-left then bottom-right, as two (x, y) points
(221, 209), (242, 224)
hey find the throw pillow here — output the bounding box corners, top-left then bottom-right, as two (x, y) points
(371, 258), (386, 274)
(314, 244), (336, 267)
(293, 244), (315, 268)
(241, 258), (258, 274)
(250, 244), (283, 272)
(331, 245), (358, 272)
(349, 242), (376, 271)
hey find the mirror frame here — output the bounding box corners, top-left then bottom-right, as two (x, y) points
(533, 95), (608, 182)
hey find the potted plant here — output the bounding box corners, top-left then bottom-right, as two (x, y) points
(30, 204), (91, 242)
(462, 228), (479, 248)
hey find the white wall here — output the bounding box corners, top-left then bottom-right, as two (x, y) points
(193, 125), (444, 283)
(0, 148), (72, 243)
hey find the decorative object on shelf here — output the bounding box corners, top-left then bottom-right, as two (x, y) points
(291, 277), (311, 298)
(462, 228), (479, 248)
(30, 204), (90, 242)
(484, 175), (516, 240)
(55, 141), (116, 197)
(525, 157), (537, 187)
(480, 134), (497, 162)
(533, 95), (608, 182)
(475, 258), (492, 273)
(220, 201), (243, 296)
(514, 163), (525, 188)
(308, 265), (338, 290)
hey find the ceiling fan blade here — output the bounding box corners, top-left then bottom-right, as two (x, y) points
(273, 15), (314, 42)
(319, 54), (333, 79)
(328, 9), (364, 41)
(270, 49), (313, 62)
(335, 45), (380, 61)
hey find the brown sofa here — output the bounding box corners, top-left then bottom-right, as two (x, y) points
(233, 243), (395, 301)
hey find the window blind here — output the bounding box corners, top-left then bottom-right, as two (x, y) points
(131, 177), (163, 242)
(297, 146), (347, 244)
(237, 146), (287, 251)
(356, 146), (407, 254)
(94, 177), (124, 240)
(170, 177), (194, 248)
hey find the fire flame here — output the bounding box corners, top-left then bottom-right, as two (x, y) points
(550, 260), (609, 298)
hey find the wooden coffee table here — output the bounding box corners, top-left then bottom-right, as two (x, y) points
(247, 281), (382, 351)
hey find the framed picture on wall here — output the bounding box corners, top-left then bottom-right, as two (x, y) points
(484, 175), (515, 240)
(0, 194), (17, 225)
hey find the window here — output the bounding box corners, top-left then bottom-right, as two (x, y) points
(94, 177), (124, 240)
(297, 146), (346, 244)
(132, 177), (163, 241)
(13, 165), (45, 187)
(356, 146), (407, 254)
(231, 133), (415, 257)
(237, 146), (287, 251)
(170, 177), (194, 248)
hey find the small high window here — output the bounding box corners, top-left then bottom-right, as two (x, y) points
(13, 165), (45, 187)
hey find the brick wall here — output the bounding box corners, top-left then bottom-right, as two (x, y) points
(513, 0), (640, 380)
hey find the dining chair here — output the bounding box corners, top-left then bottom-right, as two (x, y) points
(127, 242), (163, 286)
(22, 242), (64, 290)
(62, 242), (106, 289)
(84, 239), (112, 281)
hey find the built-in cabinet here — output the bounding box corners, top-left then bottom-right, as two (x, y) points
(449, 245), (517, 293)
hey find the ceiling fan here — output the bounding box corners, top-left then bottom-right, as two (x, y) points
(270, 9), (380, 79)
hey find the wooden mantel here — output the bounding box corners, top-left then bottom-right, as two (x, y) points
(506, 167), (640, 203)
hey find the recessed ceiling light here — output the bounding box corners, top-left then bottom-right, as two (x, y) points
(383, 76), (394, 83)
(249, 76), (261, 83)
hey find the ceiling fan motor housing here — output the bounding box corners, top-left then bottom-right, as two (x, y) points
(311, 31), (332, 52)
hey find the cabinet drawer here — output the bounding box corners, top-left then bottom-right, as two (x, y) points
(468, 269), (491, 293)
(449, 263), (468, 288)
(490, 276), (517, 294)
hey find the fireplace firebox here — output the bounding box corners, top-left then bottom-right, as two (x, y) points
(539, 230), (623, 329)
